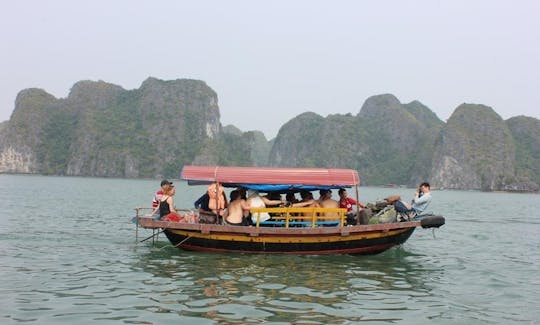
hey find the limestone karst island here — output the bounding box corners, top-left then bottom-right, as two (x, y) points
(0, 77), (538, 192)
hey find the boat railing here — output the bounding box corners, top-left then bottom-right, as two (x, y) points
(133, 207), (154, 242)
(134, 207), (152, 216)
(134, 207), (195, 217)
(250, 207), (347, 228)
(134, 206), (348, 229)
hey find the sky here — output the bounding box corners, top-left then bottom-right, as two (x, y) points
(1, 0), (539, 139)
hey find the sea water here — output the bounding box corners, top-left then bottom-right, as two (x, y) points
(0, 174), (539, 324)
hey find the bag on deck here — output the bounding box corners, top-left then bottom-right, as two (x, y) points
(368, 205), (397, 224)
(162, 213), (186, 223)
(384, 195), (401, 204)
(198, 211), (217, 224)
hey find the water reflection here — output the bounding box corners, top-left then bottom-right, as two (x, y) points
(131, 244), (443, 323)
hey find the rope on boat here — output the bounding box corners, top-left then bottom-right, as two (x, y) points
(174, 235), (191, 247)
(138, 221), (174, 243)
(155, 229), (191, 249)
(158, 234), (192, 250)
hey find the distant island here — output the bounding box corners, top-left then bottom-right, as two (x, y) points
(0, 77), (538, 192)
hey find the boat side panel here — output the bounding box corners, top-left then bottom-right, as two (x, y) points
(163, 228), (415, 255)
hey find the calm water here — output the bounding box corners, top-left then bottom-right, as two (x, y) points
(0, 175), (539, 324)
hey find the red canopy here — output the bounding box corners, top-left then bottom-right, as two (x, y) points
(181, 165), (360, 186)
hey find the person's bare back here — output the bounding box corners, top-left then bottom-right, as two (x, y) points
(318, 190), (340, 220)
(226, 190), (250, 225)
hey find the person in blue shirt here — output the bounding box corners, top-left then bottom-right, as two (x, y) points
(194, 193), (211, 212)
(394, 182), (432, 217)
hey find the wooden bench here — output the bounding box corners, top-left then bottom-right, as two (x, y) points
(251, 207), (347, 228)
(259, 220), (340, 227)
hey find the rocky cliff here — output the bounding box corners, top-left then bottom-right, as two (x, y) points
(268, 95), (539, 191)
(506, 116), (540, 191)
(0, 77), (262, 178)
(1, 78), (538, 192)
(0, 89), (58, 173)
(268, 94), (444, 186)
(430, 104), (519, 191)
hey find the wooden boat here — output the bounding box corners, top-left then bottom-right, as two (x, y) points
(135, 166), (445, 255)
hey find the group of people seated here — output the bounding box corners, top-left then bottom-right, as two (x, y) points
(194, 185), (366, 227)
(147, 179), (432, 227)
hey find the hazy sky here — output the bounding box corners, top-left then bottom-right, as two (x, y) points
(2, 0), (539, 138)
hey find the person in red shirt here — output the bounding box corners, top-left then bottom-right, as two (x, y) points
(338, 188), (364, 225)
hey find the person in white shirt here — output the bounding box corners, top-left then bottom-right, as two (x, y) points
(394, 182), (432, 216)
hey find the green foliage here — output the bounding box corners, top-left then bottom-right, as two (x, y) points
(513, 133), (540, 185)
(4, 81), (538, 193)
(37, 111), (76, 175)
(217, 133), (254, 166)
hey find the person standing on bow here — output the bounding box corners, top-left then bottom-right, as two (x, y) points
(207, 182), (228, 216)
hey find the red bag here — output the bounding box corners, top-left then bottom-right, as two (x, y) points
(162, 213), (185, 223)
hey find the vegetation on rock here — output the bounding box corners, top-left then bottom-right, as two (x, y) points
(0, 78), (538, 192)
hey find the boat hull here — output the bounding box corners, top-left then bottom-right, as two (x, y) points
(162, 225), (416, 255)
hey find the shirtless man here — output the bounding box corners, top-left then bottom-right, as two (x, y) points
(291, 191), (320, 223)
(295, 191), (319, 207)
(318, 189), (340, 221)
(225, 190), (251, 226)
(318, 190), (339, 208)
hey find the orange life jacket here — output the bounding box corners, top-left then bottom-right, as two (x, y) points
(207, 183), (225, 215)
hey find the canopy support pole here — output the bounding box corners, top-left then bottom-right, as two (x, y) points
(354, 184), (361, 225)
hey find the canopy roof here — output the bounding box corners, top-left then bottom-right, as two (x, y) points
(181, 166), (360, 191)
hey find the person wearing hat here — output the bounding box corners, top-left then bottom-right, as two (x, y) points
(152, 180), (173, 211)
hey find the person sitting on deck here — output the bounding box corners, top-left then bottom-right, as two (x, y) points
(285, 191), (300, 205)
(236, 187), (247, 200)
(290, 191), (320, 224)
(393, 182), (432, 220)
(194, 192), (211, 213)
(338, 188), (365, 225)
(225, 190), (251, 226)
(266, 192), (285, 218)
(295, 191), (318, 207)
(247, 190), (286, 224)
(152, 180), (172, 209)
(284, 191), (301, 220)
(146, 180), (172, 217)
(155, 185), (194, 223)
(317, 189), (340, 223)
